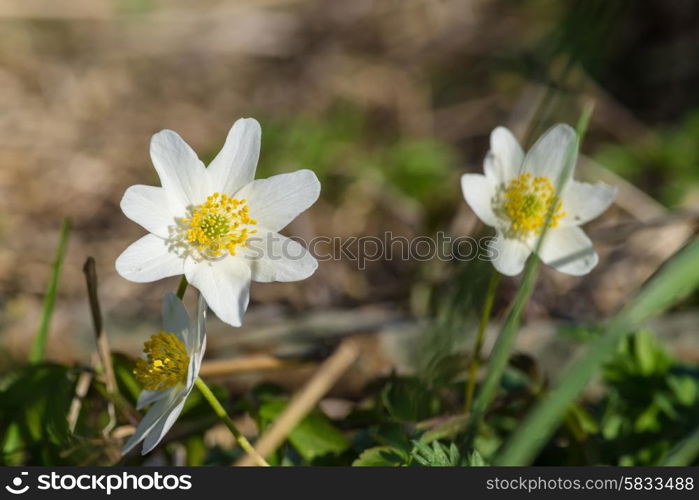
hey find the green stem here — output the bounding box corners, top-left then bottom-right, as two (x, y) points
(30, 218), (71, 363)
(464, 272), (501, 413)
(194, 377), (269, 466)
(176, 276), (188, 300)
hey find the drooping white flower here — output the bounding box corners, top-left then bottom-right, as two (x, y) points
(123, 292), (206, 455)
(461, 124), (616, 276)
(116, 118), (320, 326)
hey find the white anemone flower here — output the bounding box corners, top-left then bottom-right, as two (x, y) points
(123, 292), (206, 455)
(116, 118), (320, 327)
(461, 124), (616, 276)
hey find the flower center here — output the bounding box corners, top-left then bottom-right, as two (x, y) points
(134, 331), (190, 391)
(181, 193), (257, 259)
(501, 173), (565, 236)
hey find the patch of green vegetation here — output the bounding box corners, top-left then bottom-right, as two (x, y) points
(253, 105), (457, 212)
(594, 110), (699, 206)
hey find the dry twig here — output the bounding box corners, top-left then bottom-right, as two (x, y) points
(235, 339), (359, 466)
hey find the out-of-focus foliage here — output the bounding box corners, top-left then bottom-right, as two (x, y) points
(258, 107), (457, 218)
(595, 111), (699, 206)
(1, 364), (78, 464)
(3, 327), (699, 466)
(599, 330), (699, 465)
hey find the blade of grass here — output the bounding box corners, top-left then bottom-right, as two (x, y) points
(464, 104), (593, 444)
(661, 423), (699, 466)
(464, 271), (501, 413)
(496, 237), (699, 465)
(30, 218), (71, 363)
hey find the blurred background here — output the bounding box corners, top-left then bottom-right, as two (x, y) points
(1, 0), (699, 465)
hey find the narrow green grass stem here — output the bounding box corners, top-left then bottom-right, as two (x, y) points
(181, 278), (265, 464)
(194, 377), (269, 466)
(662, 423), (699, 466)
(176, 276), (188, 300)
(30, 218), (71, 363)
(464, 271), (501, 413)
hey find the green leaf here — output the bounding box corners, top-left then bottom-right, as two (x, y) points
(409, 439), (462, 466)
(1, 423), (25, 466)
(381, 377), (441, 423)
(353, 446), (407, 466)
(1, 364), (77, 463)
(667, 375), (698, 406)
(634, 405), (659, 433)
(258, 399), (349, 462)
(467, 450), (486, 466)
(601, 412), (623, 440)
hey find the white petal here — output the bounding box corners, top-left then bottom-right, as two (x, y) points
(243, 230), (318, 283)
(460, 173), (498, 227)
(490, 231), (532, 276)
(484, 126), (524, 182)
(122, 389), (179, 455)
(561, 181), (617, 226)
(136, 390), (169, 410)
(115, 234), (184, 283)
(235, 170), (320, 232)
(207, 118), (261, 195)
(150, 129), (208, 209)
(162, 292), (191, 348)
(184, 257), (251, 327)
(522, 124), (578, 187)
(120, 185), (176, 238)
(141, 394), (189, 455)
(537, 226), (599, 276)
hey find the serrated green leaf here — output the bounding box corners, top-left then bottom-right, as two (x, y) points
(449, 443), (460, 465)
(432, 441), (448, 464)
(410, 439), (461, 466)
(381, 377), (440, 423)
(352, 446), (407, 466)
(468, 450), (486, 466)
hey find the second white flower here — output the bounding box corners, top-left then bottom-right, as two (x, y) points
(461, 124), (616, 276)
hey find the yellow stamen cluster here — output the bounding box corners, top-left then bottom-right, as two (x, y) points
(134, 331), (190, 391)
(503, 173), (565, 236)
(182, 193), (257, 258)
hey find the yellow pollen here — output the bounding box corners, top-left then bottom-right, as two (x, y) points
(502, 173), (565, 236)
(181, 193), (257, 258)
(134, 331), (190, 391)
